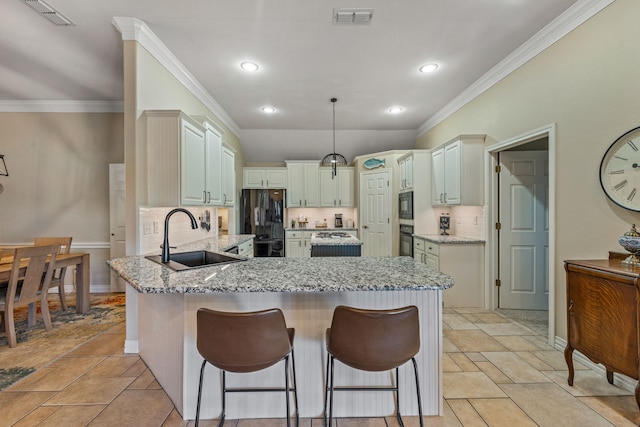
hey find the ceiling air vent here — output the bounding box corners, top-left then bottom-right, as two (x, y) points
(333, 8), (374, 25)
(24, 0), (75, 26)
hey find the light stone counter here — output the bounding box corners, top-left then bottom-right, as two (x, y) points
(108, 234), (452, 422)
(309, 233), (364, 247)
(414, 233), (486, 244)
(109, 236), (452, 294)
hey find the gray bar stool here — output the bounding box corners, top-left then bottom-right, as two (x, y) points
(195, 307), (298, 427)
(324, 305), (423, 427)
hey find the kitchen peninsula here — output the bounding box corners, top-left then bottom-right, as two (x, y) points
(108, 235), (454, 421)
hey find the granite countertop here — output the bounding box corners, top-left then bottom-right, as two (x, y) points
(413, 234), (486, 244)
(108, 235), (453, 294)
(310, 233), (363, 246)
(286, 227), (357, 232)
(174, 234), (256, 252)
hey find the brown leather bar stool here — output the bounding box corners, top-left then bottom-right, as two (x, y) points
(195, 307), (299, 427)
(324, 305), (423, 427)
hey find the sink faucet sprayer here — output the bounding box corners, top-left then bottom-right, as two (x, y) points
(162, 208), (198, 263)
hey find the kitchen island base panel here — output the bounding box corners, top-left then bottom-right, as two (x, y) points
(135, 289), (443, 420)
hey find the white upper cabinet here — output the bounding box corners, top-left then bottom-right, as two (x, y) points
(180, 118), (207, 205)
(320, 167), (354, 207)
(286, 161), (319, 207)
(143, 110), (234, 207)
(187, 116), (224, 206)
(242, 167), (287, 189)
(221, 146), (236, 206)
(432, 135), (485, 206)
(398, 155), (414, 190)
(203, 123), (223, 205)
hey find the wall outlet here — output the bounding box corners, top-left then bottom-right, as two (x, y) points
(143, 222), (152, 235)
(153, 221), (159, 234)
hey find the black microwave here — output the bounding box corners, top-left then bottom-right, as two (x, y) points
(399, 191), (413, 220)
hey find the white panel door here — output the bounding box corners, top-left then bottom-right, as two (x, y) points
(499, 151), (549, 310)
(109, 163), (126, 291)
(359, 170), (391, 257)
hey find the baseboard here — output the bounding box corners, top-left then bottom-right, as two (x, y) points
(554, 336), (637, 393)
(124, 340), (139, 354)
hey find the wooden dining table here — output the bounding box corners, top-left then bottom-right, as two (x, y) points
(0, 252), (91, 314)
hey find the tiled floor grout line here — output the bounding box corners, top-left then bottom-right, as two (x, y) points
(4, 301), (639, 426)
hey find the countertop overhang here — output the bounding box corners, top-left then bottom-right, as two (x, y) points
(413, 234), (486, 244)
(108, 235), (454, 294)
(310, 232), (364, 246)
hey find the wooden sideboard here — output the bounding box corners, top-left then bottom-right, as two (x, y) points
(564, 259), (640, 409)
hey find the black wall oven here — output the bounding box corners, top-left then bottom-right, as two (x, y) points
(399, 191), (414, 220)
(399, 224), (414, 257)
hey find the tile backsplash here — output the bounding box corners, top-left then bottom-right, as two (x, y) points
(138, 206), (216, 255)
(287, 207), (358, 229)
(433, 205), (485, 240)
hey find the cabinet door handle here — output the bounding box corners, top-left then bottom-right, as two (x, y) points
(299, 200), (301, 206)
(266, 180), (269, 187)
(208, 192), (211, 203)
(444, 192), (447, 203)
(334, 199), (337, 206)
(299, 241), (301, 247)
(339, 199), (342, 206)
(203, 190), (206, 203)
(304, 200), (307, 206)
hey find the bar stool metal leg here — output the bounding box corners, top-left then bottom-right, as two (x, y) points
(195, 359), (207, 427)
(412, 357), (424, 427)
(290, 348), (300, 427)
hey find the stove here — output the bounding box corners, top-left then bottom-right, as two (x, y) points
(316, 232), (351, 239)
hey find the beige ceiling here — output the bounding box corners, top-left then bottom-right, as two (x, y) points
(2, 0), (580, 134)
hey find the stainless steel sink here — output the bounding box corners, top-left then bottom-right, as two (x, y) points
(146, 250), (247, 272)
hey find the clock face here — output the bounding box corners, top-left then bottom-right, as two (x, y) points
(600, 126), (640, 212)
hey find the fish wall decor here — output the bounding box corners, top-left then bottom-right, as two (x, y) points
(363, 158), (386, 169)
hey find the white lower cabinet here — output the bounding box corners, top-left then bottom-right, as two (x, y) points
(238, 239), (254, 257)
(285, 230), (312, 258)
(414, 237), (484, 307)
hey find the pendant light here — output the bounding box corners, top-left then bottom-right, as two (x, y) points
(320, 98), (347, 178)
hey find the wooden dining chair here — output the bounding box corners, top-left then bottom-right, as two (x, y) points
(0, 245), (58, 348)
(34, 237), (72, 310)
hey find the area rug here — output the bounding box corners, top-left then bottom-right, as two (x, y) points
(0, 293), (126, 390)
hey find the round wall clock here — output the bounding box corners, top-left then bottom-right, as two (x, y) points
(600, 126), (640, 212)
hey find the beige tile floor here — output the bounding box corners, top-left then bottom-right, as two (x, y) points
(1, 306), (639, 426)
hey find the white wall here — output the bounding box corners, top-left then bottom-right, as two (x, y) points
(415, 0), (640, 339)
(0, 112), (124, 290)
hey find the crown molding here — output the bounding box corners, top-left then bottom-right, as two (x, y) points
(417, 0), (614, 138)
(0, 100), (123, 113)
(112, 17), (241, 137)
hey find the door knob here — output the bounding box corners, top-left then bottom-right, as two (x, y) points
(363, 225), (369, 229)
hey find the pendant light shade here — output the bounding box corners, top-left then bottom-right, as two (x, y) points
(320, 98), (347, 177)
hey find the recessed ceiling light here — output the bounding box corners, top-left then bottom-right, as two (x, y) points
(419, 63), (439, 73)
(261, 106), (276, 113)
(241, 62), (259, 72)
(388, 107), (404, 114)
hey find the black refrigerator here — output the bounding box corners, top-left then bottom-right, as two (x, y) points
(240, 189), (286, 257)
